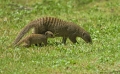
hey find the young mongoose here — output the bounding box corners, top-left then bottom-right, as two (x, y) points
(16, 31), (54, 47)
(13, 17), (92, 45)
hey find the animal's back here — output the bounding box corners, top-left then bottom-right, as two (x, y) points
(29, 34), (47, 44)
(35, 17), (80, 36)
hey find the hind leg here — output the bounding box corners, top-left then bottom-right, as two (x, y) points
(33, 28), (40, 46)
(34, 43), (42, 47)
(23, 44), (30, 47)
(43, 40), (47, 46)
(23, 40), (31, 47)
(33, 28), (39, 34)
(39, 43), (42, 46)
(69, 36), (77, 43)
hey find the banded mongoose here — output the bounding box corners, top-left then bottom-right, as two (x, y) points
(13, 17), (92, 45)
(16, 31), (54, 47)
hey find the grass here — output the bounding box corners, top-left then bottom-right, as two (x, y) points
(0, 0), (120, 74)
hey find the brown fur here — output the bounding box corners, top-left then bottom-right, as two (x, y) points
(13, 17), (92, 45)
(16, 31), (54, 47)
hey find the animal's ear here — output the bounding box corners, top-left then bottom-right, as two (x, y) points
(45, 32), (48, 35)
(50, 34), (53, 37)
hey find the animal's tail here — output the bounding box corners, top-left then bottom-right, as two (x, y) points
(15, 38), (25, 46)
(13, 23), (35, 45)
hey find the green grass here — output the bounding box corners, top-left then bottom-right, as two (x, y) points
(0, 0), (120, 74)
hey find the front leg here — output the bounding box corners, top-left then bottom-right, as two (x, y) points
(62, 37), (67, 44)
(69, 36), (77, 43)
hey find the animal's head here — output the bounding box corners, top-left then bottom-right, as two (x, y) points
(45, 31), (54, 38)
(81, 32), (92, 44)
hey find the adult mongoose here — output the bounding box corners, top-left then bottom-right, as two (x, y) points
(13, 17), (92, 45)
(16, 31), (54, 47)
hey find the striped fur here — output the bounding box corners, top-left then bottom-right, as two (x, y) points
(13, 17), (92, 45)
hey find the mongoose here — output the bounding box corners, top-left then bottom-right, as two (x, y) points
(16, 31), (54, 47)
(13, 17), (92, 45)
